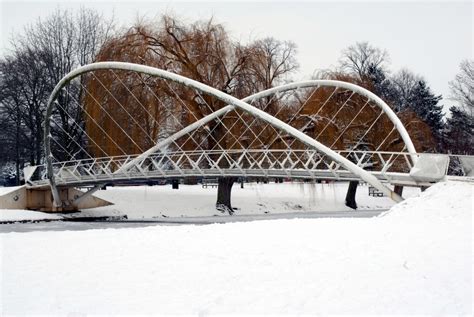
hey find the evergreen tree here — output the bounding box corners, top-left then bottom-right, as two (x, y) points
(444, 106), (473, 154)
(406, 80), (444, 145)
(366, 63), (398, 108)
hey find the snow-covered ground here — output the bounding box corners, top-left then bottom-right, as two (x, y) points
(0, 181), (471, 314)
(2, 181), (419, 221)
(91, 181), (414, 218)
(0, 209), (62, 222)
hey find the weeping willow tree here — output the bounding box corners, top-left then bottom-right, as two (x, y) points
(83, 15), (298, 213)
(82, 18), (435, 212)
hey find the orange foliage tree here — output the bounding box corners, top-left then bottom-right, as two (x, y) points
(83, 15), (298, 212)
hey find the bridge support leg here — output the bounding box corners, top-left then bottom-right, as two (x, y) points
(72, 185), (104, 207)
(172, 180), (179, 189)
(394, 185), (404, 197)
(0, 186), (113, 213)
(345, 180), (359, 210)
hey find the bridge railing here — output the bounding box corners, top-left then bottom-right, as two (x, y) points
(25, 150), (473, 188)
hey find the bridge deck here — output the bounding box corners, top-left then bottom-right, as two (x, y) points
(27, 168), (434, 189)
(25, 151), (473, 191)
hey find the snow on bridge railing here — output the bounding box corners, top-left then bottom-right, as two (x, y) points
(25, 151), (474, 188)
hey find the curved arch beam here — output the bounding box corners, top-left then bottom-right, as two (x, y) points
(44, 62), (404, 206)
(244, 81), (417, 156)
(124, 80), (417, 171)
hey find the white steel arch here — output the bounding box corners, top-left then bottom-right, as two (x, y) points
(44, 62), (406, 206)
(119, 80), (418, 173)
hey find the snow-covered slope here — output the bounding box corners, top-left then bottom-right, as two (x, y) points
(382, 180), (472, 221)
(1, 181), (472, 315)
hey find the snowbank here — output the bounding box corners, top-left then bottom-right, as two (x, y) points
(382, 180), (473, 221)
(1, 181), (472, 315)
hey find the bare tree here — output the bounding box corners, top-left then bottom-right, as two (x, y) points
(0, 49), (49, 170)
(21, 8), (115, 161)
(449, 59), (474, 117)
(0, 57), (27, 184)
(391, 69), (423, 112)
(246, 37), (298, 91)
(338, 42), (389, 80)
(0, 8), (115, 183)
(20, 8), (115, 88)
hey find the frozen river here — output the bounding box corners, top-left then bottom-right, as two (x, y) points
(0, 210), (385, 233)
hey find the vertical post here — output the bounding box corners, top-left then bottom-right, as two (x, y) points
(172, 179), (179, 189)
(394, 185), (404, 197)
(345, 180), (359, 210)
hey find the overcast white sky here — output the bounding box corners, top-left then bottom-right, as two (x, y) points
(1, 0), (472, 107)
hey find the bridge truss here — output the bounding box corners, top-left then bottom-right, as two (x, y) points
(18, 62), (471, 210)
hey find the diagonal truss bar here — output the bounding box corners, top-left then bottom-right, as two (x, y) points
(44, 62), (420, 206)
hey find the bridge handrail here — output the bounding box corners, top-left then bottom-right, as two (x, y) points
(37, 150), (474, 170)
(42, 149), (415, 167)
(27, 151), (474, 186)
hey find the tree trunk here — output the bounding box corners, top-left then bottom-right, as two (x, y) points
(216, 177), (236, 215)
(172, 179), (179, 189)
(15, 159), (20, 186)
(15, 106), (21, 185)
(394, 185), (404, 197)
(345, 180), (359, 209)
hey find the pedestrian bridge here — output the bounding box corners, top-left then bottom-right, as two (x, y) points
(6, 62), (473, 211)
(26, 149), (450, 189)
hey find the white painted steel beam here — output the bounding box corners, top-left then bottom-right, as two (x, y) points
(44, 62), (407, 206)
(118, 81), (417, 174)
